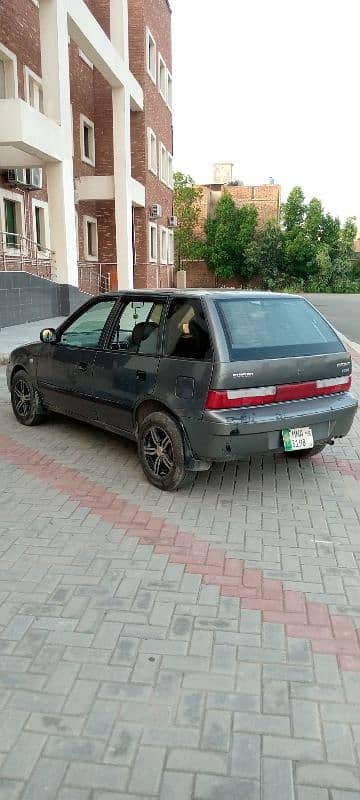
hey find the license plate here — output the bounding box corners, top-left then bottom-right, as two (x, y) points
(282, 427), (314, 452)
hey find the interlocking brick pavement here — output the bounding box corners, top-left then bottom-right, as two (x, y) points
(0, 353), (359, 798)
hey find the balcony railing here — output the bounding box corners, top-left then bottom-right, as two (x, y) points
(78, 262), (114, 295)
(0, 231), (56, 280)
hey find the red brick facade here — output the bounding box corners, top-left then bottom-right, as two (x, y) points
(0, 0), (174, 290)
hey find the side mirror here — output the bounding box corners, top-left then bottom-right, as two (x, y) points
(40, 328), (57, 344)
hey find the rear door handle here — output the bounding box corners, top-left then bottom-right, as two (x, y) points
(136, 370), (146, 381)
(75, 362), (87, 372)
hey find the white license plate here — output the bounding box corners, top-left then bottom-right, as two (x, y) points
(282, 427), (314, 452)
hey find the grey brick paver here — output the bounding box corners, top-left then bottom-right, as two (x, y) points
(1, 362), (360, 797)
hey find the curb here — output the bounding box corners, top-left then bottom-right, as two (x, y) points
(0, 355), (9, 366)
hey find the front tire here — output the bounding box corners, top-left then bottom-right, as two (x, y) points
(138, 411), (187, 491)
(11, 370), (46, 427)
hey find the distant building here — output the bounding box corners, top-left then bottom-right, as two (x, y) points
(194, 174), (281, 238)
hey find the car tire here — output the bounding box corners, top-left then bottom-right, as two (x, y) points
(138, 411), (187, 491)
(287, 443), (327, 459)
(11, 370), (46, 427)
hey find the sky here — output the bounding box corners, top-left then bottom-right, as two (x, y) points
(171, 0), (360, 230)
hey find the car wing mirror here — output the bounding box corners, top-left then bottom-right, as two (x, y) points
(40, 328), (57, 344)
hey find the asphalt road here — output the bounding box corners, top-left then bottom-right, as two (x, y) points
(304, 293), (360, 344)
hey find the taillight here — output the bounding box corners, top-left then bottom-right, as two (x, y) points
(206, 375), (351, 410)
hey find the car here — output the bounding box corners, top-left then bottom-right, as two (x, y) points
(6, 289), (358, 491)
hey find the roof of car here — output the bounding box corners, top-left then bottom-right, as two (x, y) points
(102, 289), (299, 300)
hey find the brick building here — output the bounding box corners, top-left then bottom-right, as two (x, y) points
(184, 165), (281, 288)
(0, 0), (174, 294)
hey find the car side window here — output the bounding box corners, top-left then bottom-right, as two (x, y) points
(60, 300), (116, 348)
(110, 300), (164, 355)
(164, 298), (212, 360)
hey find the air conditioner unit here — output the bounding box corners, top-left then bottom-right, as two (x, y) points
(150, 204), (162, 219)
(7, 168), (27, 186)
(168, 215), (178, 228)
(29, 167), (43, 190)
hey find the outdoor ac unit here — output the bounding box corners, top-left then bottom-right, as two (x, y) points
(7, 168), (27, 186)
(150, 204), (162, 219)
(29, 167), (43, 190)
(168, 215), (178, 228)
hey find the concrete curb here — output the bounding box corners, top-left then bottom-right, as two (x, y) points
(0, 355), (9, 366)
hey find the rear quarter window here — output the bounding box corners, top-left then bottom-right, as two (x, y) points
(216, 297), (345, 361)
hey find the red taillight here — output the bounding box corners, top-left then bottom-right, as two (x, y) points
(206, 376), (352, 410)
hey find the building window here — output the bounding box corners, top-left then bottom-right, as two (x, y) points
(158, 54), (167, 100)
(149, 222), (157, 262)
(167, 71), (172, 110)
(80, 114), (95, 166)
(147, 127), (157, 175)
(167, 153), (173, 189)
(160, 227), (168, 264)
(25, 66), (43, 112)
(84, 216), (98, 260)
(32, 200), (50, 253)
(0, 43), (18, 99)
(159, 142), (168, 185)
(168, 230), (174, 264)
(1, 192), (24, 250)
(146, 28), (156, 83)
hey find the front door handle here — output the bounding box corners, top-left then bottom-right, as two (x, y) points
(75, 362), (87, 372)
(136, 370), (146, 381)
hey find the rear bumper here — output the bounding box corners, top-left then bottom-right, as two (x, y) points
(184, 391), (358, 462)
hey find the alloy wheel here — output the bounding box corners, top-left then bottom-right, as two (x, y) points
(143, 425), (175, 478)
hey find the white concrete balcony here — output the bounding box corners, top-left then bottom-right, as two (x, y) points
(0, 98), (65, 168)
(75, 175), (145, 208)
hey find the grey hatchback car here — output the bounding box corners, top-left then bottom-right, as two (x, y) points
(7, 290), (358, 490)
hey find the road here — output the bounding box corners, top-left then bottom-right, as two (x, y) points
(304, 293), (360, 344)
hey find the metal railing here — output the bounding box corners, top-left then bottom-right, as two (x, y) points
(78, 262), (114, 295)
(0, 231), (56, 280)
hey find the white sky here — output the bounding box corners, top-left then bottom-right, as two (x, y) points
(171, 0), (360, 229)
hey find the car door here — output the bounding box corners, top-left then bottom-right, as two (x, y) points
(36, 297), (118, 420)
(93, 296), (166, 434)
(155, 296), (214, 419)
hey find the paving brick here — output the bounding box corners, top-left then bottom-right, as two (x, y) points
(63, 680), (98, 715)
(292, 699), (321, 739)
(263, 680), (289, 715)
(160, 771), (193, 800)
(323, 722), (356, 764)
(167, 748), (227, 774)
(44, 736), (105, 762)
(0, 732), (46, 780)
(263, 735), (324, 761)
(25, 712), (84, 737)
(0, 780), (24, 800)
(262, 758), (294, 800)
(0, 710), (29, 752)
(202, 709), (231, 751)
(128, 746), (166, 794)
(296, 763), (360, 791)
(231, 733), (260, 778)
(234, 712), (290, 736)
(194, 774), (260, 800)
(207, 691), (260, 713)
(297, 789), (329, 800)
(104, 724), (141, 765)
(65, 763), (129, 792)
(83, 699), (118, 740)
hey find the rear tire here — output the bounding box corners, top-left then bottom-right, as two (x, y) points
(11, 370), (46, 427)
(138, 411), (187, 491)
(287, 443), (327, 459)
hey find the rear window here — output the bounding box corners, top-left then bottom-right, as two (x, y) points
(216, 297), (345, 361)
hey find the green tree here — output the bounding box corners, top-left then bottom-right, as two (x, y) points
(282, 186), (306, 231)
(204, 193), (258, 281)
(173, 172), (204, 270)
(244, 218), (285, 289)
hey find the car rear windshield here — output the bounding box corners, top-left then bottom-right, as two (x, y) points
(215, 296), (345, 361)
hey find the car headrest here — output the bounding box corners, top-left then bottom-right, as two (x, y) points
(131, 321), (158, 347)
